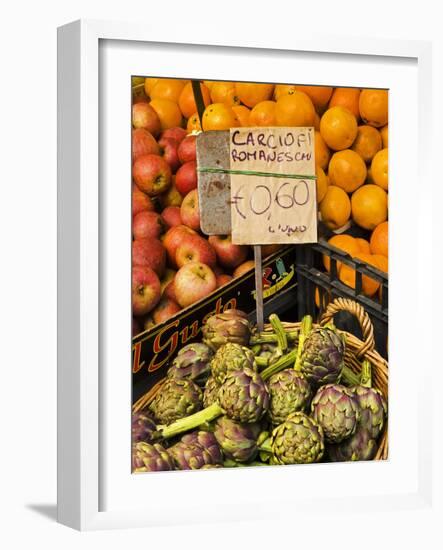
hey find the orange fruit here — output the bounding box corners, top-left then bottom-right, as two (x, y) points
(339, 252), (380, 296)
(380, 124), (388, 148)
(274, 84), (297, 100)
(235, 82), (274, 108)
(359, 89), (388, 127)
(232, 105), (251, 127)
(249, 100), (277, 126)
(150, 79), (188, 103)
(275, 91), (316, 127)
(187, 112), (202, 132)
(366, 165), (374, 184)
(323, 234), (360, 271)
(328, 149), (367, 193)
(316, 166), (329, 203)
(314, 286), (331, 309)
(295, 85), (333, 112)
(351, 125), (382, 163)
(369, 221), (388, 257)
(372, 254), (388, 273)
(144, 77), (159, 96)
(203, 80), (216, 90)
(355, 237), (371, 254)
(314, 112), (321, 131)
(314, 130), (331, 170)
(210, 81), (240, 106)
(319, 185), (351, 230)
(351, 184), (388, 230)
(202, 103), (239, 131)
(320, 106), (358, 151)
(149, 98), (183, 130)
(329, 88), (361, 119)
(371, 148), (388, 190)
(178, 82), (211, 119)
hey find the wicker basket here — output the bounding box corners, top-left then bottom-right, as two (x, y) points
(133, 297), (388, 461)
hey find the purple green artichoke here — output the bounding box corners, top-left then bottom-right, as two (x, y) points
(167, 343), (213, 386)
(132, 442), (175, 472)
(327, 428), (378, 462)
(203, 376), (220, 408)
(300, 327), (345, 388)
(132, 411), (157, 444)
(168, 431), (223, 470)
(202, 309), (252, 351)
(214, 416), (261, 462)
(210, 342), (257, 385)
(311, 384), (360, 443)
(268, 369), (312, 425)
(149, 378), (202, 425)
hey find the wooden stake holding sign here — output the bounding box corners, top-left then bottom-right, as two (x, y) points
(197, 126), (317, 331)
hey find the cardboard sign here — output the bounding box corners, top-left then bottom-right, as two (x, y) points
(229, 127), (317, 245)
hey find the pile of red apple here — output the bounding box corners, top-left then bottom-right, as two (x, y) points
(132, 102), (280, 335)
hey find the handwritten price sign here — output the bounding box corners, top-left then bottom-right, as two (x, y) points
(229, 127), (317, 245)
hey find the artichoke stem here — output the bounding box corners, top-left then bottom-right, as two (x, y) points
(261, 349), (298, 381)
(360, 360), (372, 388)
(255, 356), (270, 368)
(223, 459), (268, 468)
(341, 365), (361, 386)
(269, 313), (288, 353)
(250, 330), (298, 345)
(160, 403), (224, 439)
(294, 315), (313, 371)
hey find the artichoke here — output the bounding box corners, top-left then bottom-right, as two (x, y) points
(202, 309), (252, 351)
(167, 343), (213, 386)
(269, 412), (324, 464)
(160, 369), (269, 440)
(327, 428), (378, 462)
(300, 327), (345, 388)
(149, 378), (202, 425)
(218, 368), (269, 423)
(203, 376), (220, 408)
(214, 416), (261, 462)
(210, 342), (257, 385)
(311, 384), (360, 443)
(132, 442), (175, 472)
(168, 431), (223, 470)
(268, 369), (312, 425)
(132, 411), (157, 444)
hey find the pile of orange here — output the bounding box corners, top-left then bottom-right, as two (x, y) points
(136, 77), (389, 275)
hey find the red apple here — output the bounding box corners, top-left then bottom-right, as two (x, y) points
(162, 225), (197, 268)
(233, 260), (255, 278)
(152, 296), (181, 324)
(163, 279), (177, 302)
(175, 234), (216, 268)
(158, 136), (181, 173)
(133, 154), (172, 196)
(161, 127), (187, 143)
(180, 189), (200, 231)
(133, 211), (165, 240)
(216, 274), (233, 287)
(132, 238), (166, 277)
(208, 235), (249, 269)
(160, 268), (176, 294)
(132, 184), (155, 217)
(174, 262), (217, 308)
(132, 265), (161, 316)
(177, 135), (197, 163)
(175, 160), (197, 196)
(158, 180), (183, 208)
(132, 128), (160, 161)
(132, 102), (161, 136)
(161, 206), (182, 228)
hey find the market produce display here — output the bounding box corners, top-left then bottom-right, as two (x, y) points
(131, 78), (388, 335)
(131, 308), (387, 471)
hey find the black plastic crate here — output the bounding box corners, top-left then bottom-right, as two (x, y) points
(295, 241), (388, 359)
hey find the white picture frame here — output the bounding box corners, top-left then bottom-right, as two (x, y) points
(57, 19), (437, 533)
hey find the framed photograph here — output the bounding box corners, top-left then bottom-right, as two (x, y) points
(57, 19), (435, 532)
